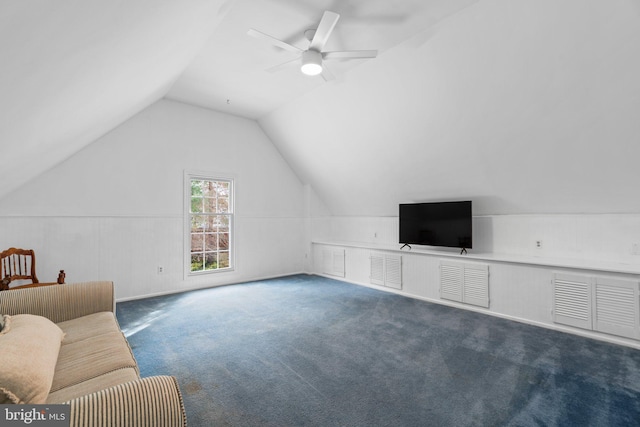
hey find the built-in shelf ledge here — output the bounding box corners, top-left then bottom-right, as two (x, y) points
(312, 240), (640, 276)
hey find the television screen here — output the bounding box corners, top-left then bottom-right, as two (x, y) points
(399, 201), (472, 249)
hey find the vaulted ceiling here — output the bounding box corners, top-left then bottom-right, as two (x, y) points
(2, 0), (640, 216)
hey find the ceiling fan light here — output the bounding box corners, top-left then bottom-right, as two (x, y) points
(301, 50), (322, 76)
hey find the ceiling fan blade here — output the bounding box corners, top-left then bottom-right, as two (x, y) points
(266, 57), (300, 73)
(321, 65), (335, 82)
(309, 11), (339, 51)
(247, 29), (302, 53)
(323, 50), (378, 60)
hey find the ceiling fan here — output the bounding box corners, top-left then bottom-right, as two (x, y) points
(248, 11), (378, 81)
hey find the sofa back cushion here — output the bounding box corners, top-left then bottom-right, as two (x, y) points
(0, 314), (65, 403)
(0, 281), (115, 324)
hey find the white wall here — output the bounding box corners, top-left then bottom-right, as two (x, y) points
(0, 100), (307, 300)
(312, 213), (640, 266)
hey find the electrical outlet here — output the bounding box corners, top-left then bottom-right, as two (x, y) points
(157, 266), (164, 274)
(536, 240), (542, 249)
(632, 243), (640, 256)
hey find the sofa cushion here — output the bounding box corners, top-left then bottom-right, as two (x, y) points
(0, 314), (65, 404)
(51, 331), (138, 393)
(47, 367), (139, 404)
(57, 311), (122, 344)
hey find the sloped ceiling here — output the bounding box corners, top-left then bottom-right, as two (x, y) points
(2, 0), (640, 217)
(0, 0), (233, 199)
(165, 0), (477, 118)
(259, 0), (640, 215)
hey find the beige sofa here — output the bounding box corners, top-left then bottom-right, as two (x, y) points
(0, 281), (187, 426)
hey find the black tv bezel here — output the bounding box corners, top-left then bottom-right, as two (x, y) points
(399, 201), (472, 250)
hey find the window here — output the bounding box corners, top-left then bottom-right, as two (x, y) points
(187, 175), (233, 274)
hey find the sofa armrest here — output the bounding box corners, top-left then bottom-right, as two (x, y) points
(66, 376), (187, 427)
(0, 281), (115, 323)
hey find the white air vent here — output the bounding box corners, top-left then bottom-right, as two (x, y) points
(463, 264), (489, 308)
(553, 273), (592, 330)
(440, 263), (463, 302)
(593, 276), (639, 339)
(385, 255), (402, 290)
(439, 260), (489, 308)
(323, 248), (345, 278)
(553, 273), (640, 340)
(370, 254), (384, 286)
(370, 253), (402, 289)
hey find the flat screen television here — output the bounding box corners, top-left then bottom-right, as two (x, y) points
(399, 201), (472, 251)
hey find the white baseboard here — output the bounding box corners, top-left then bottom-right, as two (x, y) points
(115, 271), (308, 303)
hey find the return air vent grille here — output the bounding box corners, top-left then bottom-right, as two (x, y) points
(370, 254), (384, 286)
(593, 277), (639, 339)
(440, 263), (463, 302)
(385, 255), (402, 290)
(553, 273), (640, 339)
(553, 276), (592, 330)
(322, 249), (345, 278)
(595, 285), (635, 327)
(464, 267), (489, 307)
(439, 261), (489, 308)
(370, 253), (402, 289)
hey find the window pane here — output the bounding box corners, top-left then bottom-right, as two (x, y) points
(219, 233), (229, 250)
(204, 197), (216, 213)
(204, 253), (218, 270)
(218, 182), (229, 197)
(217, 197), (229, 213)
(219, 216), (230, 232)
(203, 181), (217, 197)
(191, 254), (203, 272)
(206, 215), (218, 232)
(205, 233), (217, 251)
(191, 197), (203, 213)
(191, 180), (203, 197)
(219, 252), (229, 268)
(191, 234), (204, 252)
(211, 215), (220, 231)
(191, 215), (206, 233)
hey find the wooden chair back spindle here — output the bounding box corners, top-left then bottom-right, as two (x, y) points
(1, 247), (39, 283)
(1, 247), (63, 291)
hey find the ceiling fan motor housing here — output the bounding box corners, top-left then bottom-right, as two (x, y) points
(301, 50), (323, 76)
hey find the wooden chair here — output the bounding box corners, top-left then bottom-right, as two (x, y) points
(0, 247), (65, 291)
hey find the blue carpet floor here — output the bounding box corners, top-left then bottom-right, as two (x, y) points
(116, 274), (640, 426)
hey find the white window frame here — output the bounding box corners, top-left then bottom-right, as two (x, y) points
(184, 171), (235, 278)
